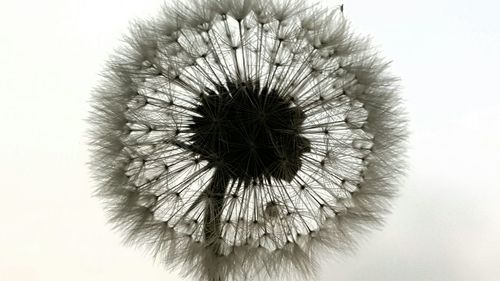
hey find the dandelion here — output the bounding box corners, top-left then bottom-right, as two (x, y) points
(88, 0), (407, 280)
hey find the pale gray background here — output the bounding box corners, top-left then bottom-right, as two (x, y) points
(1, 0), (499, 280)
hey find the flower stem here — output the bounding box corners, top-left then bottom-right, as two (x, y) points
(203, 167), (230, 255)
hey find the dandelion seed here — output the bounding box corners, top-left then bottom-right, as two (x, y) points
(88, 0), (407, 280)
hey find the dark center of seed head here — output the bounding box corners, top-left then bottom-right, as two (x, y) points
(189, 81), (311, 183)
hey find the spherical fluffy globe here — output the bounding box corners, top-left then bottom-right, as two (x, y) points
(88, 0), (407, 280)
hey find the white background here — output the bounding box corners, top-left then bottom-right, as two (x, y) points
(0, 0), (499, 280)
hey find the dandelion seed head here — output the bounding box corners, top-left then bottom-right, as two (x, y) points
(89, 0), (407, 280)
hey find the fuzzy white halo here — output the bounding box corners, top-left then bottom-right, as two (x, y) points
(88, 0), (407, 280)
